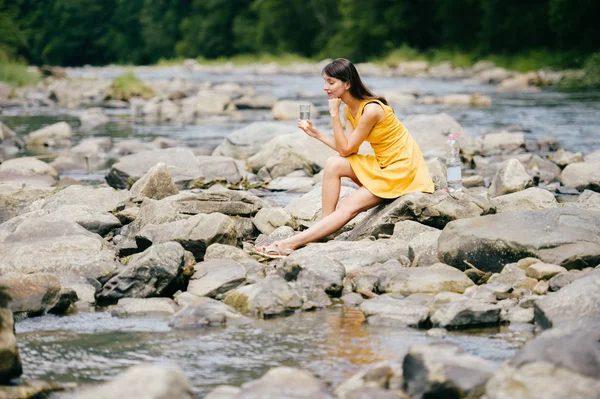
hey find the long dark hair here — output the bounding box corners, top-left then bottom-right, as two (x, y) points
(322, 58), (388, 105)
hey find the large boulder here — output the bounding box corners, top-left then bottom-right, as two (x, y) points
(345, 190), (495, 240)
(135, 213), (238, 261)
(223, 275), (302, 318)
(378, 263), (474, 295)
(438, 208), (600, 272)
(96, 242), (186, 302)
(287, 239), (410, 274)
(0, 219), (119, 279)
(533, 269), (600, 330)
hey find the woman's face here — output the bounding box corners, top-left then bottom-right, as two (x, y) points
(323, 73), (349, 99)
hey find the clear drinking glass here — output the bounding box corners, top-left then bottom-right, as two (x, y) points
(299, 104), (311, 121)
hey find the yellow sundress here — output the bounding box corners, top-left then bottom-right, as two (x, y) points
(346, 99), (434, 198)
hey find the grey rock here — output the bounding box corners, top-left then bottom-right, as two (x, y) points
(97, 242), (185, 302)
(346, 190), (495, 240)
(438, 208), (600, 272)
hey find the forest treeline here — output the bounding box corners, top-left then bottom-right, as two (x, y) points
(0, 0), (599, 67)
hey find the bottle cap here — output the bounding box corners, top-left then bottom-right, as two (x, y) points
(449, 132), (461, 140)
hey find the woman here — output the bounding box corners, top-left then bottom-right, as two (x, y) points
(256, 58), (434, 258)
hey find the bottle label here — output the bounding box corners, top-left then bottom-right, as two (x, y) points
(447, 166), (461, 182)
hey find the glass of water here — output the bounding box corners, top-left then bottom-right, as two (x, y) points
(299, 104), (311, 120)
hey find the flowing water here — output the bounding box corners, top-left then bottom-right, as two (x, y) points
(15, 305), (533, 397)
(2, 67), (599, 397)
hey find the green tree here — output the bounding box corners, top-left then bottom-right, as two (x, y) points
(101, 0), (147, 64)
(324, 0), (409, 61)
(549, 0), (600, 51)
(435, 0), (483, 49)
(38, 0), (114, 65)
(177, 0), (251, 59)
(480, 0), (553, 53)
(139, 0), (189, 63)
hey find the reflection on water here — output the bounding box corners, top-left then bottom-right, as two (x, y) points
(16, 306), (530, 398)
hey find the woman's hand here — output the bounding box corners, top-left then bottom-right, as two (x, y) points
(328, 98), (342, 117)
(298, 119), (319, 139)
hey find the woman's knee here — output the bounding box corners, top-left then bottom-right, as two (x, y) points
(336, 198), (362, 218)
(324, 156), (349, 175)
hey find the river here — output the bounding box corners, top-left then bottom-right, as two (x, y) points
(2, 67), (599, 397)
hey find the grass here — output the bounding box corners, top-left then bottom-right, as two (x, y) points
(0, 59), (39, 87)
(109, 71), (154, 100)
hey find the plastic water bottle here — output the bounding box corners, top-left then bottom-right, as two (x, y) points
(446, 132), (463, 192)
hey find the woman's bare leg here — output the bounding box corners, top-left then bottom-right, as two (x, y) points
(278, 187), (383, 251)
(321, 156), (361, 217)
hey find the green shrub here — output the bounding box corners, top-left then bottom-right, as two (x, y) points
(0, 59), (39, 87)
(109, 71), (154, 100)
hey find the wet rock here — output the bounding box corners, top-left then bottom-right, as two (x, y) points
(345, 190), (495, 240)
(169, 298), (251, 329)
(111, 297), (179, 317)
(0, 273), (62, 316)
(403, 343), (497, 399)
(0, 307), (22, 382)
(77, 364), (193, 399)
(97, 242), (185, 302)
(336, 359), (404, 399)
(438, 208), (600, 272)
(431, 300), (501, 328)
(224, 275), (302, 318)
(360, 295), (430, 327)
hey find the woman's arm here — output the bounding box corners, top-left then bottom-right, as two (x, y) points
(330, 101), (383, 157)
